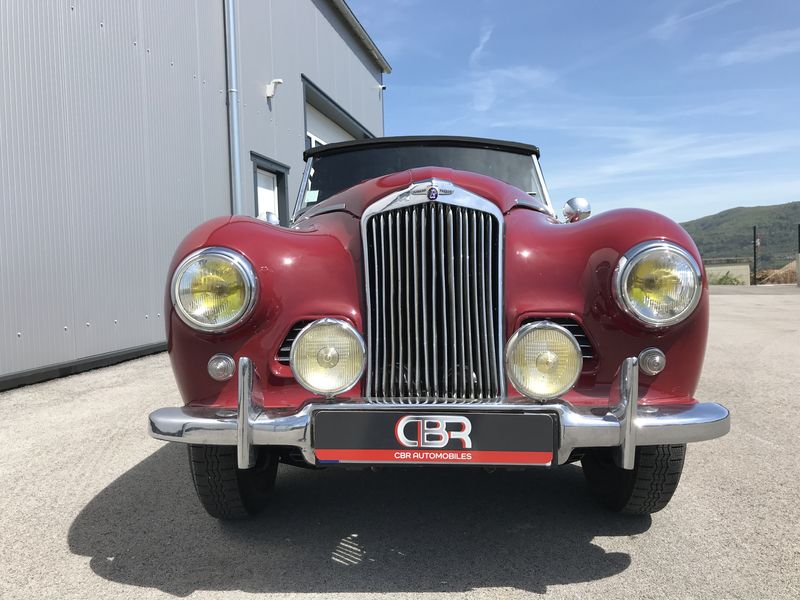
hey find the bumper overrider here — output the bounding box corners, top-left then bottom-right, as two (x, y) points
(148, 356), (730, 471)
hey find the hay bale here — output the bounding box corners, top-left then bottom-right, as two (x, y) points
(759, 259), (797, 284)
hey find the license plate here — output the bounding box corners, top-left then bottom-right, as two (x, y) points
(313, 411), (556, 466)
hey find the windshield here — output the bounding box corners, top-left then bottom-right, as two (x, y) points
(295, 144), (545, 217)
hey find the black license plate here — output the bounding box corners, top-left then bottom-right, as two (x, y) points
(313, 411), (556, 465)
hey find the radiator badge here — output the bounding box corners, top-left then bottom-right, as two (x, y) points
(410, 178), (455, 197)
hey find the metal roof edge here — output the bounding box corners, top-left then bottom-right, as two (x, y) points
(329, 0), (392, 74)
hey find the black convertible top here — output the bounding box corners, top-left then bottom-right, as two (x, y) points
(303, 135), (541, 161)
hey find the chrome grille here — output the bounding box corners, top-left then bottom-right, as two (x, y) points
(363, 199), (503, 401)
(277, 321), (312, 364)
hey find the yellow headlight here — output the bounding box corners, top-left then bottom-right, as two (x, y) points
(172, 248), (257, 331)
(290, 318), (365, 396)
(506, 322), (582, 400)
(616, 242), (701, 327)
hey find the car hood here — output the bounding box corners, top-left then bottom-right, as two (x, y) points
(295, 166), (553, 224)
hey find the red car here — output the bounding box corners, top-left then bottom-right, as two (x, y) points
(149, 136), (730, 519)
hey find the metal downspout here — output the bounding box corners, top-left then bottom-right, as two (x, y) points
(224, 0), (244, 215)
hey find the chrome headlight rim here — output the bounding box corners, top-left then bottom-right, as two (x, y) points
(289, 317), (366, 397)
(170, 246), (259, 333)
(613, 240), (702, 328)
(505, 320), (583, 401)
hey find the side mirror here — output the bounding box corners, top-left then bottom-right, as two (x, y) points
(563, 197), (591, 223)
(257, 211), (281, 226)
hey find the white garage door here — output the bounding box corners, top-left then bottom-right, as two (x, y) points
(305, 104), (355, 148)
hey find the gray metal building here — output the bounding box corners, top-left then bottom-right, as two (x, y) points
(0, 0), (390, 389)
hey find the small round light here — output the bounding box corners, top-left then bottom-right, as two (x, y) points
(207, 353), (235, 381)
(506, 321), (583, 401)
(290, 318), (365, 396)
(171, 247), (257, 332)
(614, 241), (702, 327)
(639, 348), (666, 375)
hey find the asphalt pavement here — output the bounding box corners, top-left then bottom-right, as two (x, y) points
(1, 289), (798, 599)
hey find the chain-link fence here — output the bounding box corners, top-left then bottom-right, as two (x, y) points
(753, 223), (799, 284)
(682, 209), (800, 285)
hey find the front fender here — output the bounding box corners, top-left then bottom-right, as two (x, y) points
(165, 215), (366, 409)
(505, 207), (708, 405)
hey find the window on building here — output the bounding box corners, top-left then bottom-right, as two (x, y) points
(256, 169), (278, 219)
(250, 153), (289, 226)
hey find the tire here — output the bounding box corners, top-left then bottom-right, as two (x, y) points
(581, 444), (686, 515)
(188, 445), (278, 520)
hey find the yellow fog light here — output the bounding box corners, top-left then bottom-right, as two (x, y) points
(290, 318), (365, 396)
(171, 247), (257, 332)
(614, 241), (702, 327)
(506, 321), (583, 401)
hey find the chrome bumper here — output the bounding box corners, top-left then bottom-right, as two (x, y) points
(148, 357), (730, 470)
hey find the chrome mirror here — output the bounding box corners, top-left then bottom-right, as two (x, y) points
(563, 197), (591, 223)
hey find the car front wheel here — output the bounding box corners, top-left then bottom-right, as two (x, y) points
(188, 445), (278, 520)
(581, 444), (686, 514)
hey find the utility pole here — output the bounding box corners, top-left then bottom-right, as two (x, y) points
(752, 226), (757, 286)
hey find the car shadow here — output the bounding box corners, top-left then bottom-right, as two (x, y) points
(68, 444), (650, 596)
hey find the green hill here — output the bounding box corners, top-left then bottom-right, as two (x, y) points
(681, 202), (800, 270)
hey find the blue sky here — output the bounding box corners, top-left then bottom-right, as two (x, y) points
(348, 0), (800, 222)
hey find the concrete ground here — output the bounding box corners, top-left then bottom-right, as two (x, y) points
(709, 283), (800, 295)
(1, 290), (798, 600)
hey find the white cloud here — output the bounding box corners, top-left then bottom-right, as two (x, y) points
(545, 130), (800, 190)
(468, 66), (556, 112)
(346, 0), (441, 62)
(459, 90), (800, 221)
(708, 27), (800, 66)
(469, 25), (493, 68)
(463, 22), (555, 113)
(650, 0), (741, 41)
(586, 177), (800, 223)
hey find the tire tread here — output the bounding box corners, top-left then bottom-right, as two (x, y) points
(582, 444), (686, 515)
(188, 445), (276, 520)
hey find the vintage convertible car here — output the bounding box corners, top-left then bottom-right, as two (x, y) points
(148, 136), (730, 519)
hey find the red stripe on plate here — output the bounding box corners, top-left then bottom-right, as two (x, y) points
(315, 449), (552, 465)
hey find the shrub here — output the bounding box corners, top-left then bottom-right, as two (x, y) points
(709, 271), (744, 285)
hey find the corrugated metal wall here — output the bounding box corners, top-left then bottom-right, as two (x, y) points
(0, 0), (385, 382)
(236, 0), (385, 214)
(0, 1), (230, 378)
